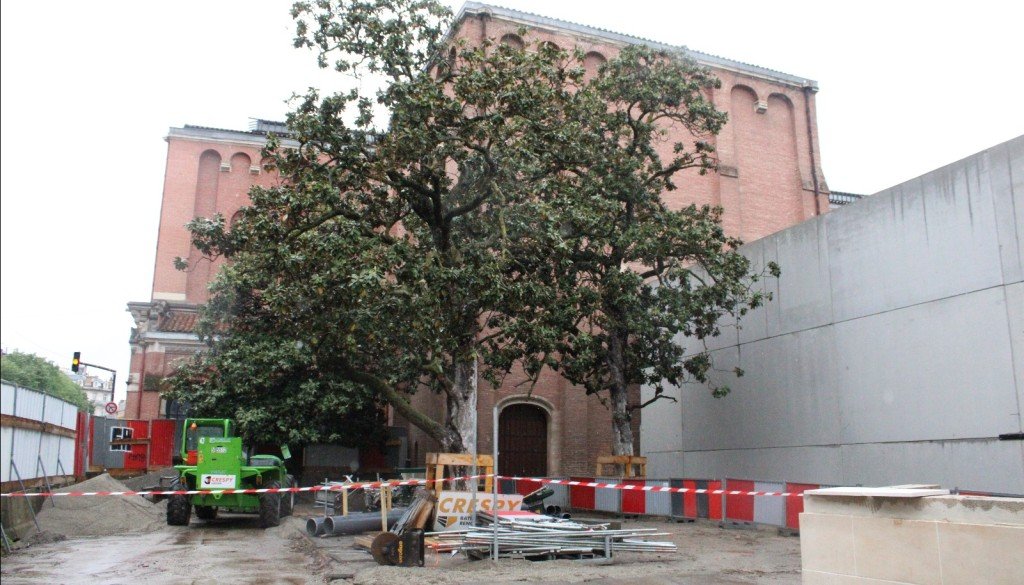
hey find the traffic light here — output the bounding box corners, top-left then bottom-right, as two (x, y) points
(72, 352), (81, 373)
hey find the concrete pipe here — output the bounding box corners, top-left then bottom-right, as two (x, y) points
(323, 509), (406, 536)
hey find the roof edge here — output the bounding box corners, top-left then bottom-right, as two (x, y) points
(456, 2), (817, 89)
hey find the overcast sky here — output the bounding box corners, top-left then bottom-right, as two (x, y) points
(2, 0), (1022, 404)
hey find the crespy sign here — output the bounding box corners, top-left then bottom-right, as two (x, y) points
(433, 491), (523, 531)
(200, 474), (237, 489)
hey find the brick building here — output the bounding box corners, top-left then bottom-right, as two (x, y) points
(127, 3), (832, 476)
(125, 120), (291, 421)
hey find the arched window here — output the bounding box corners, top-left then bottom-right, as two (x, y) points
(583, 51), (607, 80)
(499, 33), (524, 50)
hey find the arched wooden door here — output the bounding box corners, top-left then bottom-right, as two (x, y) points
(498, 404), (548, 477)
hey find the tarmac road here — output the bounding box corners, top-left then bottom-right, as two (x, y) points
(0, 514), (324, 585)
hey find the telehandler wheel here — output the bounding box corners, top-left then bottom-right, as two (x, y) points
(259, 481), (281, 528)
(167, 480), (192, 526)
(195, 505), (218, 521)
(280, 475), (295, 517)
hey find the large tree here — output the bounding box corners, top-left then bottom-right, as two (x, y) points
(520, 46), (779, 455)
(169, 0), (586, 452)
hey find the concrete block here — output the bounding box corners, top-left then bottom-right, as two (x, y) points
(1006, 282), (1024, 431)
(835, 286), (1019, 444)
(828, 156), (1010, 323)
(987, 137), (1023, 283)
(802, 572), (914, 585)
(639, 382), (682, 455)
(937, 522), (1024, 585)
(679, 326), (840, 452)
(851, 516), (941, 584)
(643, 450), (684, 479)
(839, 439), (1024, 495)
(768, 217), (833, 337)
(799, 513), (856, 574)
(737, 237), (771, 345)
(681, 445), (842, 486)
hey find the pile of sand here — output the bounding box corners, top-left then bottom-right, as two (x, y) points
(121, 467), (179, 491)
(30, 473), (166, 538)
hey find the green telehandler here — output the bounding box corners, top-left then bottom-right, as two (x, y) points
(166, 418), (295, 528)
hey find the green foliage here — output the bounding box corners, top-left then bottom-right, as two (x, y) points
(481, 45), (779, 409)
(167, 336), (385, 448)
(170, 1), (778, 455)
(1, 351), (91, 411)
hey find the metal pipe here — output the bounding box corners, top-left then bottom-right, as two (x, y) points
(492, 403), (499, 561)
(323, 509), (405, 536)
(803, 85), (822, 216)
(306, 517), (328, 536)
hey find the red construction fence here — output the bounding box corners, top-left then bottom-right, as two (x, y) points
(499, 475), (837, 531)
(76, 414), (178, 476)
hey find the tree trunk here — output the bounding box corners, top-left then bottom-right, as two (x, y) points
(338, 361), (460, 450)
(607, 332), (635, 456)
(444, 358), (478, 454)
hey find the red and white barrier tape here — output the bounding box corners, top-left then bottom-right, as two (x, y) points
(0, 474), (492, 498)
(496, 476), (805, 498)
(1, 474), (807, 499)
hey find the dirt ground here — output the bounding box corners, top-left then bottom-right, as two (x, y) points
(2, 485), (801, 585)
(309, 515), (802, 585)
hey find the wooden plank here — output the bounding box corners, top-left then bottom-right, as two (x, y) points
(110, 438), (151, 446)
(0, 475), (76, 492)
(596, 455), (647, 477)
(429, 453), (493, 466)
(0, 413), (76, 439)
(426, 452), (494, 496)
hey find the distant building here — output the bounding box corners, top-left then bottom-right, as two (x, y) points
(128, 3), (837, 476)
(67, 368), (115, 416)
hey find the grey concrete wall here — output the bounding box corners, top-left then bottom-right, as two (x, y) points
(641, 136), (1024, 494)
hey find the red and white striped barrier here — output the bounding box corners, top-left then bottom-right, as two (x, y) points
(0, 474), (493, 498)
(499, 476), (806, 498)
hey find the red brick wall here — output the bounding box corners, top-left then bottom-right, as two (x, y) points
(152, 138), (278, 304)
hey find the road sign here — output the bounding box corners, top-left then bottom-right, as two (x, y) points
(105, 402), (118, 415)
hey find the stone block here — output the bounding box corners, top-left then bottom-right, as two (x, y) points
(851, 516), (941, 585)
(799, 513), (856, 575)
(937, 522), (1024, 585)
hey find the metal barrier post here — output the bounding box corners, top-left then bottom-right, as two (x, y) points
(37, 456), (54, 508)
(782, 478), (788, 532)
(1, 523), (12, 553)
(34, 397), (46, 478)
(491, 404), (499, 561)
(9, 462), (40, 532)
(720, 478), (727, 526)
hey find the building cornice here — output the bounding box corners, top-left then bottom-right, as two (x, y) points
(166, 126), (300, 149)
(457, 2), (817, 90)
